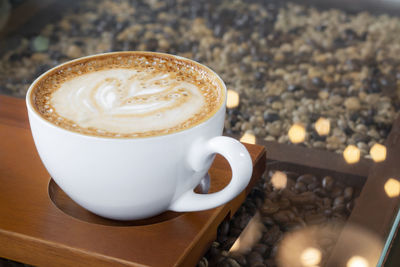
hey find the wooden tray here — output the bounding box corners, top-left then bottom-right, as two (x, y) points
(0, 95), (266, 267)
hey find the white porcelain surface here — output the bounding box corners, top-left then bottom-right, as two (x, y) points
(26, 53), (253, 220)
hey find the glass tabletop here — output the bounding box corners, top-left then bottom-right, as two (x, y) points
(1, 0), (400, 266)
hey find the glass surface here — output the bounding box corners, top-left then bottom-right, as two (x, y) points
(1, 0), (400, 266)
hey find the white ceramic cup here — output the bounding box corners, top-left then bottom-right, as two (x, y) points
(26, 52), (253, 220)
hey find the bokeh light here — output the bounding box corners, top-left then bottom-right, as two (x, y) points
(271, 171), (288, 190)
(347, 255), (369, 267)
(288, 123), (306, 144)
(229, 212), (264, 254)
(369, 143), (386, 163)
(226, 90), (240, 109)
(240, 132), (256, 144)
(315, 117), (330, 136)
(343, 145), (360, 164)
(384, 178), (400, 198)
(276, 223), (382, 267)
(300, 247), (322, 266)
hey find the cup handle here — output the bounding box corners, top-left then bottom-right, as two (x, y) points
(169, 136), (253, 211)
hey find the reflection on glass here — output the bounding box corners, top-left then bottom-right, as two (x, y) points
(229, 212), (264, 254)
(226, 89), (239, 109)
(343, 145), (360, 164)
(277, 223), (382, 267)
(315, 117), (330, 136)
(240, 132), (256, 144)
(369, 143), (387, 163)
(300, 247), (322, 266)
(271, 171), (288, 190)
(384, 178), (400, 198)
(347, 255), (369, 267)
(288, 123), (306, 144)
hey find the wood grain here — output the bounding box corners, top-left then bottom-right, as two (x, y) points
(0, 95), (266, 267)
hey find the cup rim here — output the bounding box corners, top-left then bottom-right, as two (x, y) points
(26, 51), (227, 141)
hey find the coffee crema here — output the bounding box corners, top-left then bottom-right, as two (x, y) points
(31, 52), (225, 138)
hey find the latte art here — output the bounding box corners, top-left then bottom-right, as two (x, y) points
(31, 52), (224, 138)
(51, 69), (204, 134)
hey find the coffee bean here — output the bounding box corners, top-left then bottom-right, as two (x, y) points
(262, 216), (275, 227)
(270, 244), (279, 258)
(253, 243), (269, 255)
(225, 257), (241, 267)
(282, 221), (303, 231)
(324, 208), (333, 217)
(346, 201), (354, 212)
(307, 182), (319, 191)
(261, 199), (280, 215)
(263, 112), (280, 123)
(333, 196), (345, 206)
(262, 225), (281, 245)
(343, 187), (354, 200)
(218, 259), (232, 267)
(245, 200), (258, 215)
(229, 252), (247, 266)
(247, 251), (264, 265)
(272, 211), (290, 224)
(297, 174), (317, 184)
(266, 191), (280, 201)
(288, 192), (317, 205)
(323, 197), (332, 207)
(230, 227), (242, 237)
(314, 188), (327, 197)
(330, 187), (343, 198)
(295, 181), (307, 193)
(332, 204), (345, 212)
(255, 197), (263, 208)
(197, 257), (208, 267)
(278, 198), (291, 209)
(322, 176), (334, 191)
(290, 206), (300, 215)
(219, 220), (230, 236)
(280, 188), (295, 199)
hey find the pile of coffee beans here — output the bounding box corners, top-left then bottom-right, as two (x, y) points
(198, 170), (359, 267)
(1, 0), (400, 157)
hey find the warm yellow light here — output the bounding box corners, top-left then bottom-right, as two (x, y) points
(384, 178), (400, 198)
(240, 132), (256, 144)
(343, 145), (360, 164)
(288, 123), (306, 144)
(271, 171), (287, 190)
(230, 238), (241, 252)
(229, 212), (264, 254)
(347, 255), (369, 267)
(370, 144), (387, 162)
(300, 247), (322, 266)
(226, 90), (240, 109)
(315, 117), (330, 136)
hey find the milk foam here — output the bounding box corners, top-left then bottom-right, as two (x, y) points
(51, 69), (205, 134)
(32, 53), (223, 138)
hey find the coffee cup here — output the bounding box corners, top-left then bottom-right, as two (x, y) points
(26, 51), (252, 220)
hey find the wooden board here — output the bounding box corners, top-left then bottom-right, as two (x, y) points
(0, 95), (266, 267)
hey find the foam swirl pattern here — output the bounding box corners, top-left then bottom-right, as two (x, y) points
(51, 69), (205, 134)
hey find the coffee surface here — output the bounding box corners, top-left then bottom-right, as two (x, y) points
(31, 53), (224, 138)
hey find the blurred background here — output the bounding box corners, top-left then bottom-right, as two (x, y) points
(2, 0), (400, 266)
